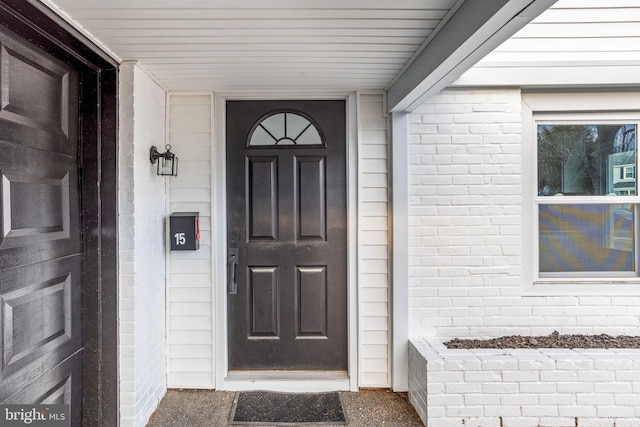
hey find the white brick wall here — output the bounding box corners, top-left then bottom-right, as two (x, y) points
(408, 88), (640, 339)
(410, 338), (640, 427)
(119, 63), (168, 427)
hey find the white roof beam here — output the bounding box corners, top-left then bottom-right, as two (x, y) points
(387, 0), (558, 112)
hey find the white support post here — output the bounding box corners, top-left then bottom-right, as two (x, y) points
(391, 111), (409, 391)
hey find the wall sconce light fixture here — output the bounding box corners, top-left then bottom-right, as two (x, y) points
(150, 144), (178, 176)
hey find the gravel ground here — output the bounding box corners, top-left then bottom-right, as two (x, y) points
(444, 330), (640, 349)
(146, 389), (424, 427)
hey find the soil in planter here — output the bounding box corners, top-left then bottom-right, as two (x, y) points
(444, 331), (640, 349)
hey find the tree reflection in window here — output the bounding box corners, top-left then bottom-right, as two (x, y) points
(248, 111), (324, 147)
(537, 124), (637, 196)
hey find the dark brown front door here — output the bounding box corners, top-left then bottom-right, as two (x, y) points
(227, 100), (348, 371)
(0, 26), (82, 422)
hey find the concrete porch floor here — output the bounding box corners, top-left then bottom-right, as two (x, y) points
(146, 389), (424, 426)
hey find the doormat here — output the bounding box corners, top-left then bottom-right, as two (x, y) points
(229, 391), (348, 425)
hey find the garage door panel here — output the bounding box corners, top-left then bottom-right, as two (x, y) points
(0, 118), (75, 156)
(2, 351), (81, 423)
(0, 33), (77, 150)
(0, 143), (80, 252)
(0, 256), (81, 401)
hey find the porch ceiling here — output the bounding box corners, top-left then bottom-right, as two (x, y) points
(42, 0), (556, 111)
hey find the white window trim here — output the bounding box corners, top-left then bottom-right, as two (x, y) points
(522, 92), (640, 296)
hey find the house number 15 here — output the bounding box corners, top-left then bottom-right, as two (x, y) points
(174, 232), (186, 246)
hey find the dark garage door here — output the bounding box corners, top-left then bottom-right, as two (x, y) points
(0, 25), (83, 424)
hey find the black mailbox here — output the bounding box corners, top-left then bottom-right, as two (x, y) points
(170, 212), (200, 250)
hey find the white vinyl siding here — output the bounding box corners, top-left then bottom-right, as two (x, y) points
(483, 0), (640, 63)
(454, 0), (640, 87)
(166, 93), (214, 388)
(358, 92), (391, 387)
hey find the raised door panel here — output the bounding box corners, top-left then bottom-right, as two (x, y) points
(296, 156), (326, 241)
(0, 171), (71, 249)
(0, 32), (76, 156)
(0, 257), (81, 401)
(296, 266), (327, 338)
(248, 267), (279, 338)
(4, 353), (81, 423)
(247, 157), (278, 241)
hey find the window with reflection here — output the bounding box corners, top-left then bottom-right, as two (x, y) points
(536, 123), (638, 277)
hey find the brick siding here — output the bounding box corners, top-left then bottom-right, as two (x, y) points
(410, 338), (640, 427)
(408, 89), (640, 339)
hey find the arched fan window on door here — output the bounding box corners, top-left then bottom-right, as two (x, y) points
(247, 110), (325, 147)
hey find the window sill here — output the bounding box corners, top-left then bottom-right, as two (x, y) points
(524, 281), (640, 296)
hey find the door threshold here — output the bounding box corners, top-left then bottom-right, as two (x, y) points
(222, 371), (351, 392)
(227, 370), (348, 381)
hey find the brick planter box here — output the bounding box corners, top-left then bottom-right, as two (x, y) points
(409, 337), (640, 427)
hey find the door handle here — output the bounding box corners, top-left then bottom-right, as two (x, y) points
(228, 247), (239, 295)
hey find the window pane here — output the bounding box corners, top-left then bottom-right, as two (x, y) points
(250, 126), (277, 146)
(248, 111), (325, 147)
(295, 125), (322, 146)
(261, 114), (286, 140)
(538, 124), (637, 196)
(286, 113), (311, 139)
(539, 204), (635, 274)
